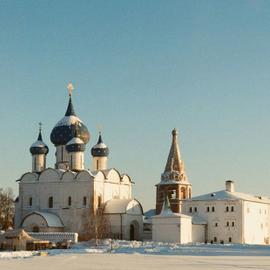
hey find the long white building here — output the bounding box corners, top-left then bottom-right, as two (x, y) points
(184, 180), (270, 245)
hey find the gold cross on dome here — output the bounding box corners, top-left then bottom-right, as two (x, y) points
(97, 124), (103, 135)
(39, 122), (42, 132)
(67, 82), (74, 96)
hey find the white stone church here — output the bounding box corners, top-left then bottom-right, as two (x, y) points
(152, 129), (270, 245)
(15, 84), (143, 240)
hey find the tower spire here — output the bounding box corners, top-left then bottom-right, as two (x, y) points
(65, 83), (76, 116)
(156, 129), (192, 215)
(161, 194), (172, 214)
(162, 128), (187, 181)
(38, 122), (43, 141)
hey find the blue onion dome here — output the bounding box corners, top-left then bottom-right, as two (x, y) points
(30, 125), (49, 155)
(50, 93), (90, 146)
(91, 133), (109, 157)
(66, 125), (86, 152)
(66, 137), (86, 152)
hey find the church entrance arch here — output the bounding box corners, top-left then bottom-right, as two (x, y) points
(130, 224), (135, 240)
(129, 220), (139, 241)
(32, 225), (40, 232)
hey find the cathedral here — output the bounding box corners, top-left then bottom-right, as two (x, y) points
(15, 84), (143, 240)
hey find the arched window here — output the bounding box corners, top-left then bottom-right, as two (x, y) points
(68, 196), (72, 206)
(98, 195), (102, 207)
(48, 196), (53, 208)
(29, 197), (32, 207)
(70, 155), (73, 169)
(83, 196), (87, 206)
(180, 187), (186, 199)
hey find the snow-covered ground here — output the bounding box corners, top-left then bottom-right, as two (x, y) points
(1, 241), (270, 269)
(2, 240), (270, 258)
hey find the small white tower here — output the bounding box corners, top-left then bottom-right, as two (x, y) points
(66, 125), (86, 171)
(91, 132), (109, 171)
(30, 123), (49, 173)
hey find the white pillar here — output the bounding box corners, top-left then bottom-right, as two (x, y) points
(55, 145), (69, 170)
(32, 154), (46, 173)
(69, 152), (85, 171)
(92, 156), (108, 171)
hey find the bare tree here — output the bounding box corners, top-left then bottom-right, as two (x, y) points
(0, 188), (14, 230)
(81, 202), (110, 246)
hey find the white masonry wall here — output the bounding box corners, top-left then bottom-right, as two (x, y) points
(152, 215), (192, 244)
(184, 200), (243, 244)
(17, 167), (133, 236)
(242, 201), (270, 244)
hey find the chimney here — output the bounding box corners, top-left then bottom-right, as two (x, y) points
(225, 180), (235, 193)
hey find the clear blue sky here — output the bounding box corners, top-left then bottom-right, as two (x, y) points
(1, 0), (270, 210)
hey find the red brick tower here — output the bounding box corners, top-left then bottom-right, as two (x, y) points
(155, 129), (192, 214)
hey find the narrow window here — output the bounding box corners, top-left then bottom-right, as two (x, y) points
(232, 221), (235, 227)
(48, 196), (53, 208)
(215, 223), (218, 227)
(180, 187), (186, 199)
(229, 237), (232, 243)
(231, 206), (234, 212)
(214, 237), (217, 242)
(68, 196), (72, 206)
(194, 207), (197, 212)
(226, 206), (229, 212)
(207, 207), (210, 212)
(29, 197), (32, 207)
(34, 157), (36, 171)
(212, 206), (215, 212)
(83, 196), (87, 206)
(226, 221), (229, 227)
(98, 195), (102, 207)
(96, 160), (99, 170)
(189, 207), (192, 213)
